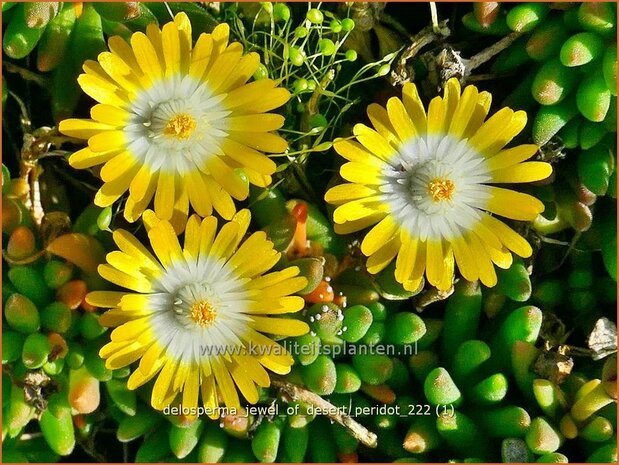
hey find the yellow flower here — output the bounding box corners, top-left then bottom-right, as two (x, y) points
(59, 13), (290, 232)
(325, 78), (552, 291)
(86, 209), (308, 415)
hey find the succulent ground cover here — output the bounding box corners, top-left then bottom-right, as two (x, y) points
(1, 2), (617, 463)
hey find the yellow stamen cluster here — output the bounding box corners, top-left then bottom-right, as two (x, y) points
(164, 113), (197, 139)
(190, 300), (218, 327)
(428, 178), (455, 202)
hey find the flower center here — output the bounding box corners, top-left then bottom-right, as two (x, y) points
(190, 300), (218, 327)
(163, 113), (196, 139)
(428, 178), (455, 202)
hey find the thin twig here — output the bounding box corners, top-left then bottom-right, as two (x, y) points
(414, 284), (455, 312)
(271, 377), (378, 448)
(391, 20), (450, 86)
(429, 2), (440, 33)
(19, 432), (44, 440)
(465, 31), (522, 76)
(3, 62), (49, 88)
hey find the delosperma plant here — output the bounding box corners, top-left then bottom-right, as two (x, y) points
(2, 2), (616, 463)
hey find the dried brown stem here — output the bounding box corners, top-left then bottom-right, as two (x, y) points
(271, 377), (378, 448)
(465, 31), (522, 76)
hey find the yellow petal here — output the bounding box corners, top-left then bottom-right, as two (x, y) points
(366, 238), (399, 275)
(207, 156), (249, 200)
(110, 319), (149, 342)
(131, 31), (163, 80)
(221, 139), (276, 175)
(333, 139), (385, 168)
(98, 51), (140, 94)
(467, 233), (497, 287)
(340, 162), (384, 185)
(245, 266), (299, 291)
(182, 214), (202, 261)
(227, 358), (259, 404)
(198, 216), (218, 261)
(353, 124), (396, 161)
(108, 35), (142, 77)
(487, 144), (539, 171)
(258, 277), (307, 299)
(468, 108), (521, 156)
(154, 173), (175, 221)
(231, 209), (251, 241)
(100, 151), (138, 182)
(463, 90), (492, 139)
(442, 78), (461, 129)
(491, 162), (553, 183)
(210, 221), (241, 260)
(205, 42), (243, 93)
(436, 246), (455, 291)
(450, 235), (479, 282)
(367, 103), (398, 145)
(386, 97), (416, 143)
(169, 181), (189, 234)
(98, 264), (152, 293)
(229, 131), (288, 153)
(244, 330), (293, 375)
(211, 358), (240, 409)
(486, 187), (545, 221)
(480, 213), (533, 258)
(182, 367), (200, 413)
(69, 147), (119, 169)
(91, 104), (128, 126)
(361, 216), (399, 256)
(249, 316), (309, 337)
(241, 87), (290, 114)
(174, 13), (192, 73)
(151, 359), (178, 410)
(128, 164), (155, 202)
(332, 196), (389, 223)
(402, 82), (427, 134)
(332, 213), (385, 235)
(426, 96), (446, 134)
(186, 170), (213, 217)
(188, 32), (213, 79)
(88, 130), (126, 153)
(324, 183), (379, 206)
(486, 245), (513, 270)
(59, 118), (115, 139)
(206, 180), (235, 220)
(395, 234), (419, 283)
(220, 52), (261, 93)
(78, 74), (128, 108)
(94, 163), (139, 207)
(222, 79), (276, 109)
(449, 84), (479, 138)
(86, 291), (125, 308)
(200, 373), (219, 419)
(162, 21), (181, 76)
(148, 220), (184, 267)
(113, 229), (161, 269)
(425, 239), (445, 287)
(226, 114), (285, 132)
(233, 355), (270, 387)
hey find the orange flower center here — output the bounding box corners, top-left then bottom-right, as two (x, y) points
(190, 300), (217, 327)
(428, 178), (455, 202)
(164, 113), (196, 139)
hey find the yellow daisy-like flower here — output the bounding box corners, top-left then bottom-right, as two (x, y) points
(59, 13), (290, 231)
(86, 209), (308, 414)
(325, 78), (552, 291)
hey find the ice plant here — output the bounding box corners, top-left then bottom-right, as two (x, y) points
(59, 13), (290, 231)
(86, 210), (308, 414)
(325, 78), (552, 291)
